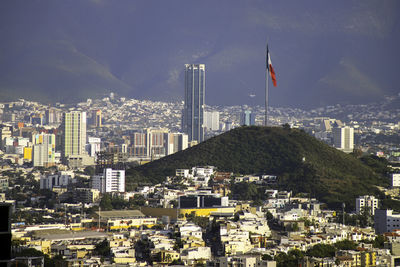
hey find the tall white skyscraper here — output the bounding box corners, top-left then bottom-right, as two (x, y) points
(333, 126), (354, 153)
(61, 111), (87, 160)
(183, 64), (205, 143)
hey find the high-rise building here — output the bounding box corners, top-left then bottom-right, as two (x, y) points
(32, 133), (56, 167)
(165, 132), (188, 155)
(86, 137), (101, 158)
(61, 111), (87, 160)
(204, 111), (220, 131)
(333, 126), (354, 153)
(129, 128), (188, 159)
(356, 195), (378, 215)
(93, 109), (102, 128)
(46, 108), (62, 125)
(240, 110), (256, 126)
(183, 64), (205, 143)
(0, 126), (12, 149)
(40, 174), (71, 189)
(92, 168), (125, 193)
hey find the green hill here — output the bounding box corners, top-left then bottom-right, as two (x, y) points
(126, 126), (388, 209)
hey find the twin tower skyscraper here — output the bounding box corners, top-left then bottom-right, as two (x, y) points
(182, 64), (205, 144)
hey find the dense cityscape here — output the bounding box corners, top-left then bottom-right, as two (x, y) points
(1, 1), (399, 267)
(0, 88), (399, 266)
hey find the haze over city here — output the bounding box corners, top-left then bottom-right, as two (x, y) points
(0, 0), (399, 108)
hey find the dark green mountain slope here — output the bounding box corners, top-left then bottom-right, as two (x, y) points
(126, 126), (387, 208)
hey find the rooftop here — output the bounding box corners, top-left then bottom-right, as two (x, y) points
(93, 209), (145, 219)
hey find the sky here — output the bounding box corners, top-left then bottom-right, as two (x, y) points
(0, 0), (399, 108)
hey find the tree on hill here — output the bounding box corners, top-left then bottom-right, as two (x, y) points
(334, 240), (358, 250)
(306, 244), (336, 258)
(126, 126), (387, 209)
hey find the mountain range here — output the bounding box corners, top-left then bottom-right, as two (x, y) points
(0, 1), (399, 108)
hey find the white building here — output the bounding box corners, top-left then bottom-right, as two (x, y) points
(375, 209), (400, 234)
(333, 126), (354, 153)
(40, 174), (71, 189)
(92, 168), (125, 193)
(32, 134), (56, 167)
(391, 173), (400, 188)
(86, 137), (101, 158)
(180, 223), (203, 239)
(180, 247), (211, 265)
(356, 195), (379, 215)
(204, 111), (220, 131)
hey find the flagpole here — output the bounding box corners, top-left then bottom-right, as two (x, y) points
(265, 45), (269, 127)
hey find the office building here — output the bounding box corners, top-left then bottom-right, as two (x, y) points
(333, 126), (354, 153)
(61, 111), (87, 160)
(375, 209), (400, 234)
(46, 108), (62, 125)
(240, 110), (256, 126)
(92, 168), (125, 193)
(32, 133), (56, 167)
(129, 129), (188, 159)
(204, 111), (220, 131)
(356, 195), (378, 215)
(93, 109), (102, 128)
(40, 174), (72, 189)
(179, 193), (229, 209)
(73, 188), (100, 204)
(392, 173), (400, 188)
(0, 126), (12, 149)
(165, 132), (188, 156)
(86, 137), (101, 158)
(183, 64), (205, 143)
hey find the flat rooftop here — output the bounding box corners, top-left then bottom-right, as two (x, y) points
(93, 209), (145, 219)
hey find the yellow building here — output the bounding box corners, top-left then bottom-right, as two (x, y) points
(180, 207), (235, 218)
(182, 236), (206, 249)
(113, 249), (136, 264)
(93, 210), (157, 230)
(159, 250), (180, 264)
(27, 240), (51, 255)
(23, 147), (32, 161)
(361, 251), (377, 267)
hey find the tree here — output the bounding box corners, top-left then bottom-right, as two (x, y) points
(334, 240), (357, 250)
(84, 166), (95, 176)
(99, 194), (113, 211)
(275, 249), (304, 267)
(12, 248), (65, 267)
(129, 194), (145, 208)
(306, 244), (336, 258)
(262, 254), (273, 261)
(94, 239), (111, 257)
(373, 235), (385, 248)
(291, 222), (299, 232)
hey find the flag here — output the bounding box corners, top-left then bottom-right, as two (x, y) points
(266, 45), (277, 87)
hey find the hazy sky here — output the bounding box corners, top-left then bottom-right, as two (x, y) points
(0, 0), (399, 108)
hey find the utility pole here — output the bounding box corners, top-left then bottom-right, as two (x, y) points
(342, 203), (346, 225)
(98, 206), (101, 230)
